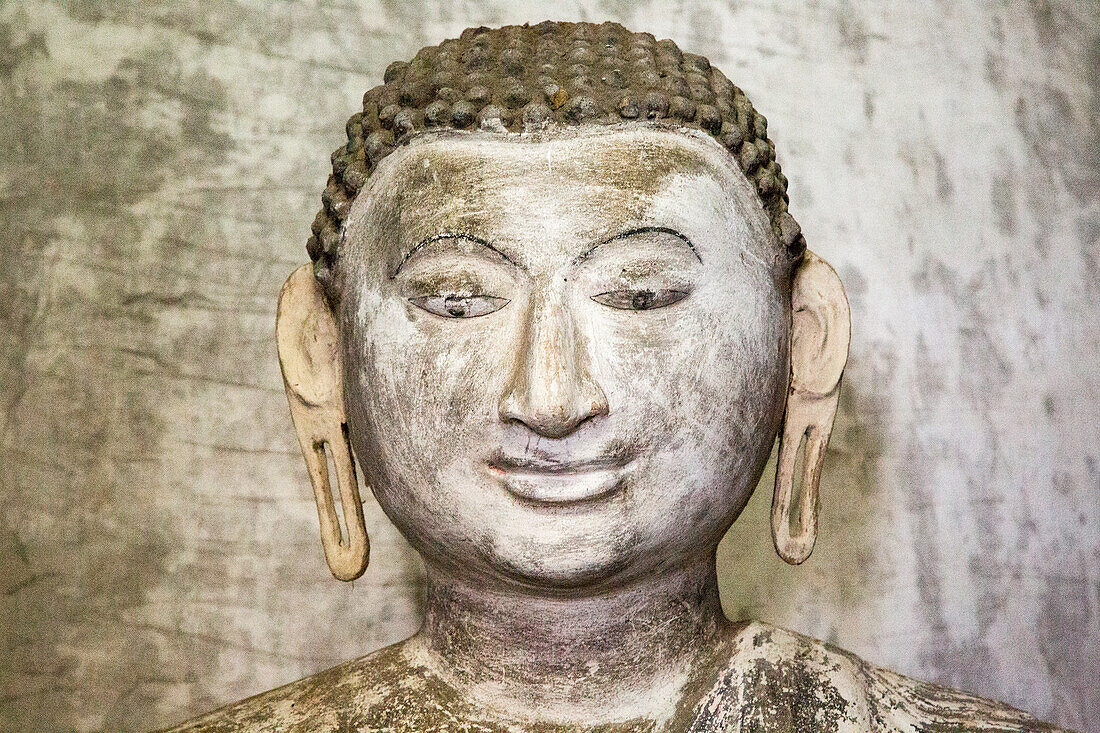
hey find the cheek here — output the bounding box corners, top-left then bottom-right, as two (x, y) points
(343, 289), (523, 501)
(693, 295), (787, 476)
(596, 283), (787, 440)
(591, 276), (788, 531)
(341, 291), (518, 555)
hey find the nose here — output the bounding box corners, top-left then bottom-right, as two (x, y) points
(499, 291), (609, 439)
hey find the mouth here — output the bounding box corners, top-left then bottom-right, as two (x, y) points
(486, 446), (634, 505)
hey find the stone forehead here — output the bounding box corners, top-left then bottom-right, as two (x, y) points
(307, 21), (805, 303)
(348, 127), (775, 266)
(372, 126), (747, 202)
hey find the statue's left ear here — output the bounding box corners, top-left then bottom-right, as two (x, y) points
(276, 265), (369, 581)
(772, 251), (851, 565)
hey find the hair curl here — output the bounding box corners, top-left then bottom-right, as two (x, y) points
(308, 21), (806, 298)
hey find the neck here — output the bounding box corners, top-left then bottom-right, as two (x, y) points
(411, 556), (728, 725)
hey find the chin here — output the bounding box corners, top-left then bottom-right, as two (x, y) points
(490, 547), (644, 594)
(473, 508), (713, 594)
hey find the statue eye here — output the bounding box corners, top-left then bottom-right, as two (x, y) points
(591, 288), (691, 311)
(409, 293), (510, 318)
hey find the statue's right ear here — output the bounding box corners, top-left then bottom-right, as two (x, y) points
(276, 265), (369, 581)
(771, 251), (851, 565)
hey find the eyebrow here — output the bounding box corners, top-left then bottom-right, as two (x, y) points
(391, 232), (519, 277)
(573, 226), (703, 265)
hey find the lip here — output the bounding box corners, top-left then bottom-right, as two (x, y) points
(486, 447), (634, 505)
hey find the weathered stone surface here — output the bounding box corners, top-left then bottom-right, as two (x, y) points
(303, 21), (803, 304)
(0, 2), (1097, 731)
(164, 622), (1065, 732)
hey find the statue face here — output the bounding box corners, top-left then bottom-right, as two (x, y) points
(339, 126), (790, 590)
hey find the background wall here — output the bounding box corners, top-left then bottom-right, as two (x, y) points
(1, 1), (1096, 731)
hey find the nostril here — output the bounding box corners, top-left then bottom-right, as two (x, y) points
(529, 412), (591, 439)
(539, 393), (608, 438)
(499, 391), (607, 439)
(588, 390), (610, 421)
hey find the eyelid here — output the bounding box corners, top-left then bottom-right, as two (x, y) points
(392, 232), (518, 278)
(574, 226), (702, 266)
(399, 271), (493, 296)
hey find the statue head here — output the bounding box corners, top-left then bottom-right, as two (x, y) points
(275, 22), (850, 588)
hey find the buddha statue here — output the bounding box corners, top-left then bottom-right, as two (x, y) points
(167, 21), (1069, 733)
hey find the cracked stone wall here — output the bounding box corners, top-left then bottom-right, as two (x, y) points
(1, 2), (1096, 731)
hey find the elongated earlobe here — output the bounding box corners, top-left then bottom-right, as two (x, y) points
(276, 265), (369, 581)
(772, 251), (851, 565)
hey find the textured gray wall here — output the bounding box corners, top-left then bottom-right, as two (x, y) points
(0, 1), (1096, 731)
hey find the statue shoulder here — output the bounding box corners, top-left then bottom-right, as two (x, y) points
(161, 622), (1070, 733)
(863, 661), (1071, 732)
(160, 640), (431, 733)
(690, 621), (1070, 732)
